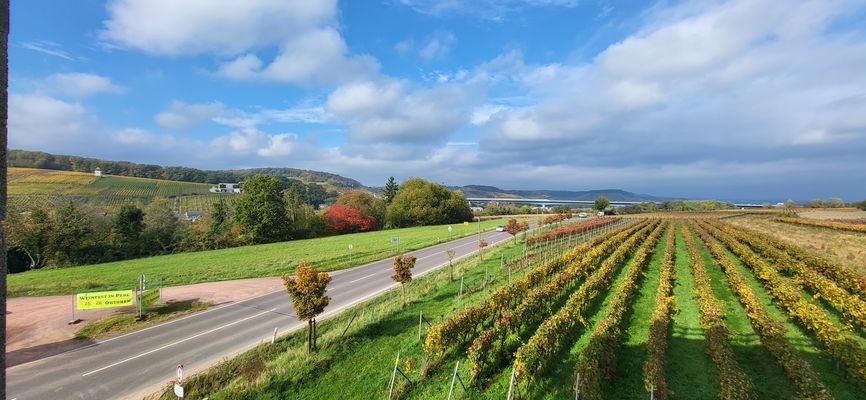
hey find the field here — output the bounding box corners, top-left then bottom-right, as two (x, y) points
(8, 218), (510, 297)
(8, 167), (233, 212)
(161, 216), (866, 399)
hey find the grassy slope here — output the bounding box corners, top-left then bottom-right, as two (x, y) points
(9, 219), (507, 297)
(666, 227), (720, 398)
(160, 235), (530, 399)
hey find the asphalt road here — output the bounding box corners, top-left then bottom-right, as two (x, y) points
(6, 228), (517, 400)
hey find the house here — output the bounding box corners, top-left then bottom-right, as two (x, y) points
(209, 182), (243, 193)
(94, 167), (102, 177)
(183, 211), (204, 222)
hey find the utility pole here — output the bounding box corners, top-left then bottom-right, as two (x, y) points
(1, 3), (10, 396)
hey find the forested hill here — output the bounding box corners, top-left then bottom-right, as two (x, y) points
(457, 185), (667, 202)
(9, 150), (363, 190)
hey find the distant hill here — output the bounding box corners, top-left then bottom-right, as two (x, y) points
(456, 185), (667, 202)
(8, 150), (363, 191)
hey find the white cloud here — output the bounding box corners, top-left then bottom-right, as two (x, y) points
(396, 0), (579, 20)
(326, 79), (474, 143)
(419, 31), (456, 60)
(101, 0), (376, 85)
(155, 101), (232, 130)
(20, 41), (74, 60)
(38, 73), (124, 98)
(394, 39), (414, 54)
(8, 93), (96, 150)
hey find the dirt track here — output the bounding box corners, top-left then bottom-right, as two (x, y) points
(6, 277), (283, 367)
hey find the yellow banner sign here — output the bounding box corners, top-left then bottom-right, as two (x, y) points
(76, 290), (134, 310)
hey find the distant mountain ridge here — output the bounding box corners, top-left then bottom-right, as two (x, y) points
(8, 150), (363, 190)
(456, 185), (668, 202)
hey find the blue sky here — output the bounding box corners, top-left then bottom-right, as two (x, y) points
(9, 0), (866, 201)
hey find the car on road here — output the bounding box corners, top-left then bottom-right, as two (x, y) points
(578, 212), (588, 218)
(496, 225), (505, 232)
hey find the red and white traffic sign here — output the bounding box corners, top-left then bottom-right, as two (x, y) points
(176, 364), (184, 385)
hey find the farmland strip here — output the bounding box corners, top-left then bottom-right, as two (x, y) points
(693, 221), (836, 397)
(423, 219), (647, 356)
(574, 221), (667, 400)
(682, 223), (756, 400)
(513, 220), (664, 382)
(642, 222), (677, 399)
(772, 217), (866, 234)
(706, 219), (866, 328)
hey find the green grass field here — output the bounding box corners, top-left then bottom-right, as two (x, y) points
(8, 167), (235, 213)
(160, 218), (866, 399)
(8, 219), (508, 297)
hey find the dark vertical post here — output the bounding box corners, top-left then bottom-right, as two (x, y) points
(0, 1), (9, 396)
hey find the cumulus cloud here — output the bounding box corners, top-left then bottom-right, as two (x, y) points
(9, 93), (97, 150)
(476, 0), (866, 178)
(100, 0), (376, 85)
(37, 73), (124, 98)
(326, 79), (475, 144)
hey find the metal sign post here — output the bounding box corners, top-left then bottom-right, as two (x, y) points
(348, 243), (353, 265)
(448, 225), (453, 241)
(174, 364), (184, 398)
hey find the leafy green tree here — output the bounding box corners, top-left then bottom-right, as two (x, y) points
(6, 202), (53, 269)
(112, 204), (145, 257)
(385, 178), (472, 227)
(392, 254), (416, 308)
(856, 200), (866, 211)
(143, 198), (178, 254)
(208, 199), (230, 240)
(282, 262), (331, 353)
(594, 196), (610, 212)
(52, 202), (94, 264)
(303, 182), (328, 209)
(336, 190), (386, 228)
(384, 176), (399, 204)
(234, 174), (289, 243)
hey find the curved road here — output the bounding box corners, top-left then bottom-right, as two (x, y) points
(6, 229), (517, 400)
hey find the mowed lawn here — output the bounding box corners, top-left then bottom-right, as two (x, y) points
(9, 219), (509, 297)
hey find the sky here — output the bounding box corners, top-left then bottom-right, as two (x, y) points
(9, 0), (866, 201)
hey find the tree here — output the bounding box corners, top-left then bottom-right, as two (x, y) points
(504, 218), (529, 242)
(6, 203), (53, 269)
(446, 248), (456, 281)
(384, 176), (399, 204)
(392, 254), (416, 308)
(51, 202), (94, 264)
(282, 262), (332, 354)
(594, 196), (610, 212)
(385, 178), (473, 227)
(303, 182), (328, 210)
(209, 199), (229, 239)
(478, 239), (489, 261)
(856, 200), (866, 211)
(323, 204), (377, 234)
(336, 190), (385, 229)
(234, 174), (289, 243)
(112, 204), (145, 258)
(143, 198), (178, 254)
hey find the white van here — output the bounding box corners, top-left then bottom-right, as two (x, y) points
(578, 212), (588, 218)
(597, 211), (605, 216)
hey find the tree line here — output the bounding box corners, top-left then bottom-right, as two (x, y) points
(5, 175), (473, 273)
(8, 149), (362, 188)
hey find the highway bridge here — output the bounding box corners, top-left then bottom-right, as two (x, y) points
(466, 197), (765, 209)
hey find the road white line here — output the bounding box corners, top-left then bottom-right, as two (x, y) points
(81, 308), (282, 377)
(346, 273), (379, 284)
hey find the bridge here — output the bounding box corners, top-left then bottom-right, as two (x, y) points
(466, 197), (765, 209)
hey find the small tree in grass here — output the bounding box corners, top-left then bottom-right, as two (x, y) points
(446, 248), (456, 281)
(478, 240), (489, 261)
(392, 254), (416, 308)
(505, 218), (530, 242)
(282, 262), (332, 354)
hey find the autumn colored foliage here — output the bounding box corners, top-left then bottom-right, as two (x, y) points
(323, 204), (377, 234)
(282, 262), (332, 352)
